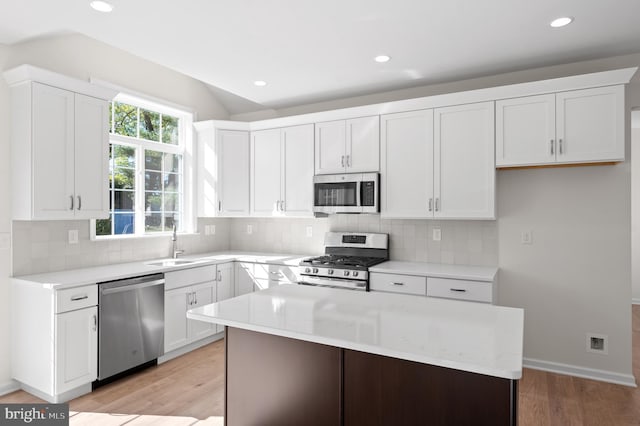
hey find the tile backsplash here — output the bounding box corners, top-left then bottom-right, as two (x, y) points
(12, 215), (497, 276)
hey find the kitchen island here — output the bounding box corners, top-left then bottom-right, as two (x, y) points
(188, 284), (524, 426)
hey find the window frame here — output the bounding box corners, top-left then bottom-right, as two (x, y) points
(91, 92), (195, 240)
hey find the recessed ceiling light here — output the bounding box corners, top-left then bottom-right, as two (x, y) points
(254, 80), (267, 87)
(90, 1), (114, 12)
(374, 55), (391, 63)
(550, 17), (573, 28)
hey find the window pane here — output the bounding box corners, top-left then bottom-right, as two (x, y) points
(114, 213), (135, 235)
(145, 212), (163, 232)
(145, 192), (162, 211)
(145, 150), (162, 171)
(113, 102), (137, 137)
(139, 109), (160, 142)
(145, 171), (162, 191)
(113, 145), (136, 169)
(96, 217), (112, 236)
(164, 173), (180, 191)
(162, 115), (179, 145)
(114, 190), (135, 211)
(164, 193), (179, 211)
(163, 153), (181, 173)
(113, 168), (135, 190)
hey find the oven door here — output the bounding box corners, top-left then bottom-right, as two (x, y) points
(298, 275), (368, 291)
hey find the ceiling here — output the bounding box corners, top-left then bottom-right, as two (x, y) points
(2, 0), (640, 114)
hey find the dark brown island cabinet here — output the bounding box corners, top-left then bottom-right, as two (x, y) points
(225, 327), (517, 426)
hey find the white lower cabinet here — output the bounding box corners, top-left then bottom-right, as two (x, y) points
(235, 262), (257, 295)
(215, 262), (235, 333)
(369, 272), (495, 304)
(55, 306), (98, 394)
(11, 281), (98, 402)
(164, 265), (219, 353)
(234, 262), (299, 295)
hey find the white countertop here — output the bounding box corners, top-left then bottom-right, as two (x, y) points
(12, 251), (310, 289)
(370, 261), (498, 282)
(187, 284), (523, 380)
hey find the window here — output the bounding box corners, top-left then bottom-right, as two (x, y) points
(94, 94), (192, 238)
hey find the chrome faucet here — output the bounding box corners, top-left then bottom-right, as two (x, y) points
(171, 223), (184, 259)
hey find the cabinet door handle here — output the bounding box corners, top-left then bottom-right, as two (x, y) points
(69, 195), (74, 211)
(281, 200), (285, 212)
(194, 291), (198, 305)
(341, 155), (345, 167)
(187, 292), (192, 306)
(346, 155), (351, 167)
(435, 198), (440, 212)
(92, 314), (97, 332)
(77, 195), (82, 210)
(71, 295), (88, 301)
(550, 139), (554, 155)
(428, 198), (433, 212)
(559, 138), (563, 155)
(450, 288), (467, 293)
(218, 270), (222, 281)
(392, 282), (404, 286)
(218, 200), (222, 212)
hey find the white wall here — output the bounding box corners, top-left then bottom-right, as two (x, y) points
(0, 43), (13, 394)
(0, 34), (231, 392)
(632, 115), (640, 303)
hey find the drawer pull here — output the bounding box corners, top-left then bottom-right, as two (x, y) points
(71, 295), (89, 301)
(450, 288), (467, 293)
(392, 282), (404, 286)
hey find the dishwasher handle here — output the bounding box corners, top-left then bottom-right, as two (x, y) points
(99, 274), (165, 295)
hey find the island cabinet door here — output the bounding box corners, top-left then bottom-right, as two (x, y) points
(225, 327), (341, 426)
(343, 349), (517, 426)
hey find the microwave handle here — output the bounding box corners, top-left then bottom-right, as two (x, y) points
(357, 180), (362, 207)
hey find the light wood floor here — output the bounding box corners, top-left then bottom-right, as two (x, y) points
(2, 306), (640, 425)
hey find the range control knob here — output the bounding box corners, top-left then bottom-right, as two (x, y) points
(312, 268), (319, 274)
(304, 268), (311, 273)
(353, 271), (359, 277)
(343, 270), (350, 277)
(328, 269), (334, 275)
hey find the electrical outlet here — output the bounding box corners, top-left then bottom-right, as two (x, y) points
(521, 230), (532, 245)
(247, 224), (253, 235)
(586, 333), (608, 355)
(68, 230), (79, 244)
(432, 227), (441, 241)
(306, 226), (313, 238)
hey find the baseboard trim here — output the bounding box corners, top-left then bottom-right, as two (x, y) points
(524, 357), (637, 387)
(0, 380), (20, 397)
(158, 333), (224, 364)
(632, 298), (640, 305)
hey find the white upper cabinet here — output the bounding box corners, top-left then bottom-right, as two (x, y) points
(556, 86), (624, 163)
(11, 82), (110, 220)
(381, 102), (495, 220)
(496, 85), (624, 167)
(195, 122), (250, 217)
(380, 110), (434, 219)
(434, 102), (495, 219)
(315, 116), (379, 174)
(251, 124), (314, 217)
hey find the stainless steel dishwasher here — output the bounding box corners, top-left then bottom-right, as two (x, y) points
(98, 273), (165, 381)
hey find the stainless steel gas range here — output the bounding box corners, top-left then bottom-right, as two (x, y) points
(298, 232), (389, 291)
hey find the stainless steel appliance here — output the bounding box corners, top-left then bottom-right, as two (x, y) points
(98, 273), (165, 381)
(313, 173), (379, 214)
(298, 232), (388, 291)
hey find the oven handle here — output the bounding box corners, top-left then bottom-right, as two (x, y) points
(298, 275), (367, 287)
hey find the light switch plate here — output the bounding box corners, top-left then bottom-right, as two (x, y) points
(306, 226), (313, 238)
(247, 225), (253, 235)
(68, 230), (79, 244)
(210, 225), (216, 235)
(432, 227), (441, 241)
(521, 230), (532, 245)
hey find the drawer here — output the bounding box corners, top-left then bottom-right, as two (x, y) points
(165, 265), (217, 290)
(55, 285), (98, 313)
(369, 273), (427, 295)
(427, 278), (493, 303)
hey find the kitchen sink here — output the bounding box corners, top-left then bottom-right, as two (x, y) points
(145, 259), (200, 267)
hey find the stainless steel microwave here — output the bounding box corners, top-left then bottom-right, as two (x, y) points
(313, 173), (379, 214)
